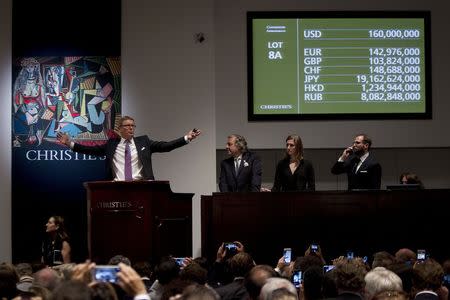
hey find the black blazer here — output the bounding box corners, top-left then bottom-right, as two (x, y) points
(331, 153), (382, 190)
(272, 157), (315, 191)
(219, 151), (262, 192)
(73, 135), (187, 180)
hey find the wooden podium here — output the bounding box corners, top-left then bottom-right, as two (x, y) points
(85, 180), (193, 264)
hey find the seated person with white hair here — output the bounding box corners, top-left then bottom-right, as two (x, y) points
(364, 267), (403, 300)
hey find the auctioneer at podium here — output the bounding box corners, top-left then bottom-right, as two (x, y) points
(85, 180), (193, 263)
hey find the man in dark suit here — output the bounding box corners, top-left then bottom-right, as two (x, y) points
(331, 133), (381, 190)
(219, 134), (262, 192)
(57, 115), (201, 180)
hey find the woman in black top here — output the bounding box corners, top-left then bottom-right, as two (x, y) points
(271, 134), (315, 191)
(42, 215), (71, 266)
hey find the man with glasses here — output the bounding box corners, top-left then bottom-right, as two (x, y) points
(57, 116), (201, 181)
(331, 133), (381, 190)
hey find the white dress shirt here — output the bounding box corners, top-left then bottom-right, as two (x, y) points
(112, 138), (144, 181)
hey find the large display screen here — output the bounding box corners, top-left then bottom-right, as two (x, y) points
(247, 11), (431, 120)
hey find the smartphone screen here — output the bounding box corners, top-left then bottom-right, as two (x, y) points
(225, 242), (237, 252)
(175, 257), (184, 266)
(93, 265), (120, 283)
(417, 249), (426, 260)
(283, 248), (292, 264)
(53, 250), (63, 265)
(292, 270), (302, 288)
(311, 244), (318, 253)
(347, 251), (354, 259)
(443, 274), (450, 285)
(323, 265), (335, 273)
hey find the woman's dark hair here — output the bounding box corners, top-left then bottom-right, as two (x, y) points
(51, 215), (69, 240)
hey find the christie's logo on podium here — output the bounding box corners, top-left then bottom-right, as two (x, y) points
(96, 201), (133, 209)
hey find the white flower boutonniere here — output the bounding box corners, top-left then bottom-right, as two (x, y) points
(243, 160), (249, 167)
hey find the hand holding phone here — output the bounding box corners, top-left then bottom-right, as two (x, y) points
(93, 265), (120, 283)
(311, 244), (319, 253)
(283, 248), (292, 264)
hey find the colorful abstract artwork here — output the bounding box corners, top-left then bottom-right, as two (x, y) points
(12, 56), (121, 147)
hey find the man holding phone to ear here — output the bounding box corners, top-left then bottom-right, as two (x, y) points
(57, 115), (201, 181)
(331, 133), (381, 190)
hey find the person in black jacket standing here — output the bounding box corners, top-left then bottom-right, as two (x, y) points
(219, 134), (262, 192)
(331, 133), (381, 190)
(57, 115), (201, 181)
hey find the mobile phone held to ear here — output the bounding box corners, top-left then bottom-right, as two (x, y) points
(283, 248), (292, 264)
(92, 265), (120, 283)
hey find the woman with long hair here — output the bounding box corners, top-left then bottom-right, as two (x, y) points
(271, 134), (315, 191)
(42, 215), (71, 266)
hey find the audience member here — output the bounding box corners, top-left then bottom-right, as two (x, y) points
(244, 265), (278, 300)
(333, 257), (368, 300)
(182, 283), (221, 300)
(15, 263), (33, 278)
(51, 280), (91, 300)
(372, 252), (396, 269)
(260, 278), (298, 300)
(0, 262), (19, 299)
(395, 248), (416, 265)
(302, 266), (325, 300)
(411, 259), (444, 300)
(181, 262), (209, 286)
(372, 290), (408, 300)
(90, 282), (119, 300)
(270, 288), (298, 300)
(331, 133), (381, 190)
(364, 267), (403, 300)
(215, 252), (255, 300)
(42, 215), (71, 266)
(109, 254), (131, 266)
(219, 134), (262, 192)
(133, 261), (153, 293)
(149, 257), (181, 300)
(33, 267), (61, 292)
(161, 278), (192, 300)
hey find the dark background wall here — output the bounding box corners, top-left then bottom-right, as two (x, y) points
(11, 0), (121, 263)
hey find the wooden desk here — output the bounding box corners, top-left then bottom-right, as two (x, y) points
(202, 190), (449, 264)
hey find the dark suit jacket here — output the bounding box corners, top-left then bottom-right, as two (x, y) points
(219, 151), (262, 192)
(215, 279), (249, 300)
(331, 153), (381, 190)
(73, 135), (187, 180)
(272, 157), (315, 191)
